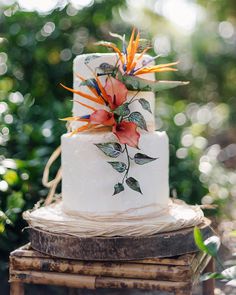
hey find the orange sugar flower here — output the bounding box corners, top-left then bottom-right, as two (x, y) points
(97, 28), (178, 77)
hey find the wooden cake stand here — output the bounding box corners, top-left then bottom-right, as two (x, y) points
(27, 217), (213, 261)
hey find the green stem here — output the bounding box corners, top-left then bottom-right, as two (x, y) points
(128, 98), (139, 105)
(129, 91), (140, 103)
(122, 144), (130, 184)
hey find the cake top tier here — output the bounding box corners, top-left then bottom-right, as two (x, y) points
(72, 53), (156, 132)
(61, 28), (188, 148)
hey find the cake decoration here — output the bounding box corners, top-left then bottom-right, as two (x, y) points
(60, 28), (188, 196)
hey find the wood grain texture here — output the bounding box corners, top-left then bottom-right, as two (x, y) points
(27, 218), (213, 260)
(12, 244), (196, 266)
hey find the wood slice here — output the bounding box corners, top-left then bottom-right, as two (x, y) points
(28, 218), (213, 261)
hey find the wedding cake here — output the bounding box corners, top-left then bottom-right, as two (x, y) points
(24, 29), (204, 240)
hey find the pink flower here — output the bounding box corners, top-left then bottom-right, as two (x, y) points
(89, 110), (115, 126)
(113, 121), (140, 148)
(104, 76), (128, 110)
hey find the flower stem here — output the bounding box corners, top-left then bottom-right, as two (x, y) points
(122, 144), (131, 184)
(129, 91), (140, 103)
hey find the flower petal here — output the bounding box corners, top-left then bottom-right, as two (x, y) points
(95, 41), (124, 63)
(104, 77), (128, 110)
(134, 61), (179, 75)
(113, 121), (140, 148)
(60, 83), (105, 105)
(90, 110), (115, 126)
(127, 30), (140, 73)
(74, 100), (97, 111)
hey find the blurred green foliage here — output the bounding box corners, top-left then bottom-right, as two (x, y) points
(0, 0), (236, 264)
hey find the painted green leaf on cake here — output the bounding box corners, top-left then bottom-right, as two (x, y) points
(138, 98), (152, 113)
(117, 73), (189, 92)
(84, 55), (100, 64)
(114, 103), (130, 116)
(134, 153), (157, 165)
(113, 183), (124, 195)
(108, 161), (127, 173)
(126, 177), (142, 194)
(128, 112), (147, 130)
(98, 63), (117, 73)
(95, 142), (122, 158)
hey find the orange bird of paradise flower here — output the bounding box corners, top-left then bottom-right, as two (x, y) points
(96, 28), (178, 76)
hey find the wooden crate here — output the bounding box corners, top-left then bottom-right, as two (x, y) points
(9, 244), (214, 295)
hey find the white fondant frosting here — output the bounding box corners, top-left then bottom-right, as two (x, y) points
(61, 131), (169, 213)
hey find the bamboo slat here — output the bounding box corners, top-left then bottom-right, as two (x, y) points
(95, 276), (191, 291)
(193, 255), (212, 285)
(10, 270), (96, 289)
(10, 270), (190, 292)
(191, 251), (207, 274)
(10, 256), (191, 281)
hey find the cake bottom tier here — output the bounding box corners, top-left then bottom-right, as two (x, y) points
(61, 131), (169, 214)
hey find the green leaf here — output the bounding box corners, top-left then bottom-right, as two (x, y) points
(126, 177), (142, 194)
(84, 54), (100, 64)
(134, 153), (157, 165)
(95, 142), (122, 158)
(80, 78), (97, 88)
(194, 227), (220, 257)
(138, 98), (152, 113)
(113, 183), (125, 195)
(98, 62), (117, 73)
(200, 272), (226, 282)
(3, 170), (19, 186)
(108, 161), (127, 173)
(114, 103), (130, 116)
(193, 227), (209, 253)
(204, 236), (220, 257)
(118, 73), (189, 92)
(128, 112), (147, 130)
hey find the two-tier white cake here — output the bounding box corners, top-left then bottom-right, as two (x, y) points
(61, 53), (170, 214)
(24, 31), (204, 239)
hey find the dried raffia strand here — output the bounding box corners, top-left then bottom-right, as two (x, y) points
(42, 146), (62, 205)
(42, 123), (72, 206)
(23, 199), (205, 237)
